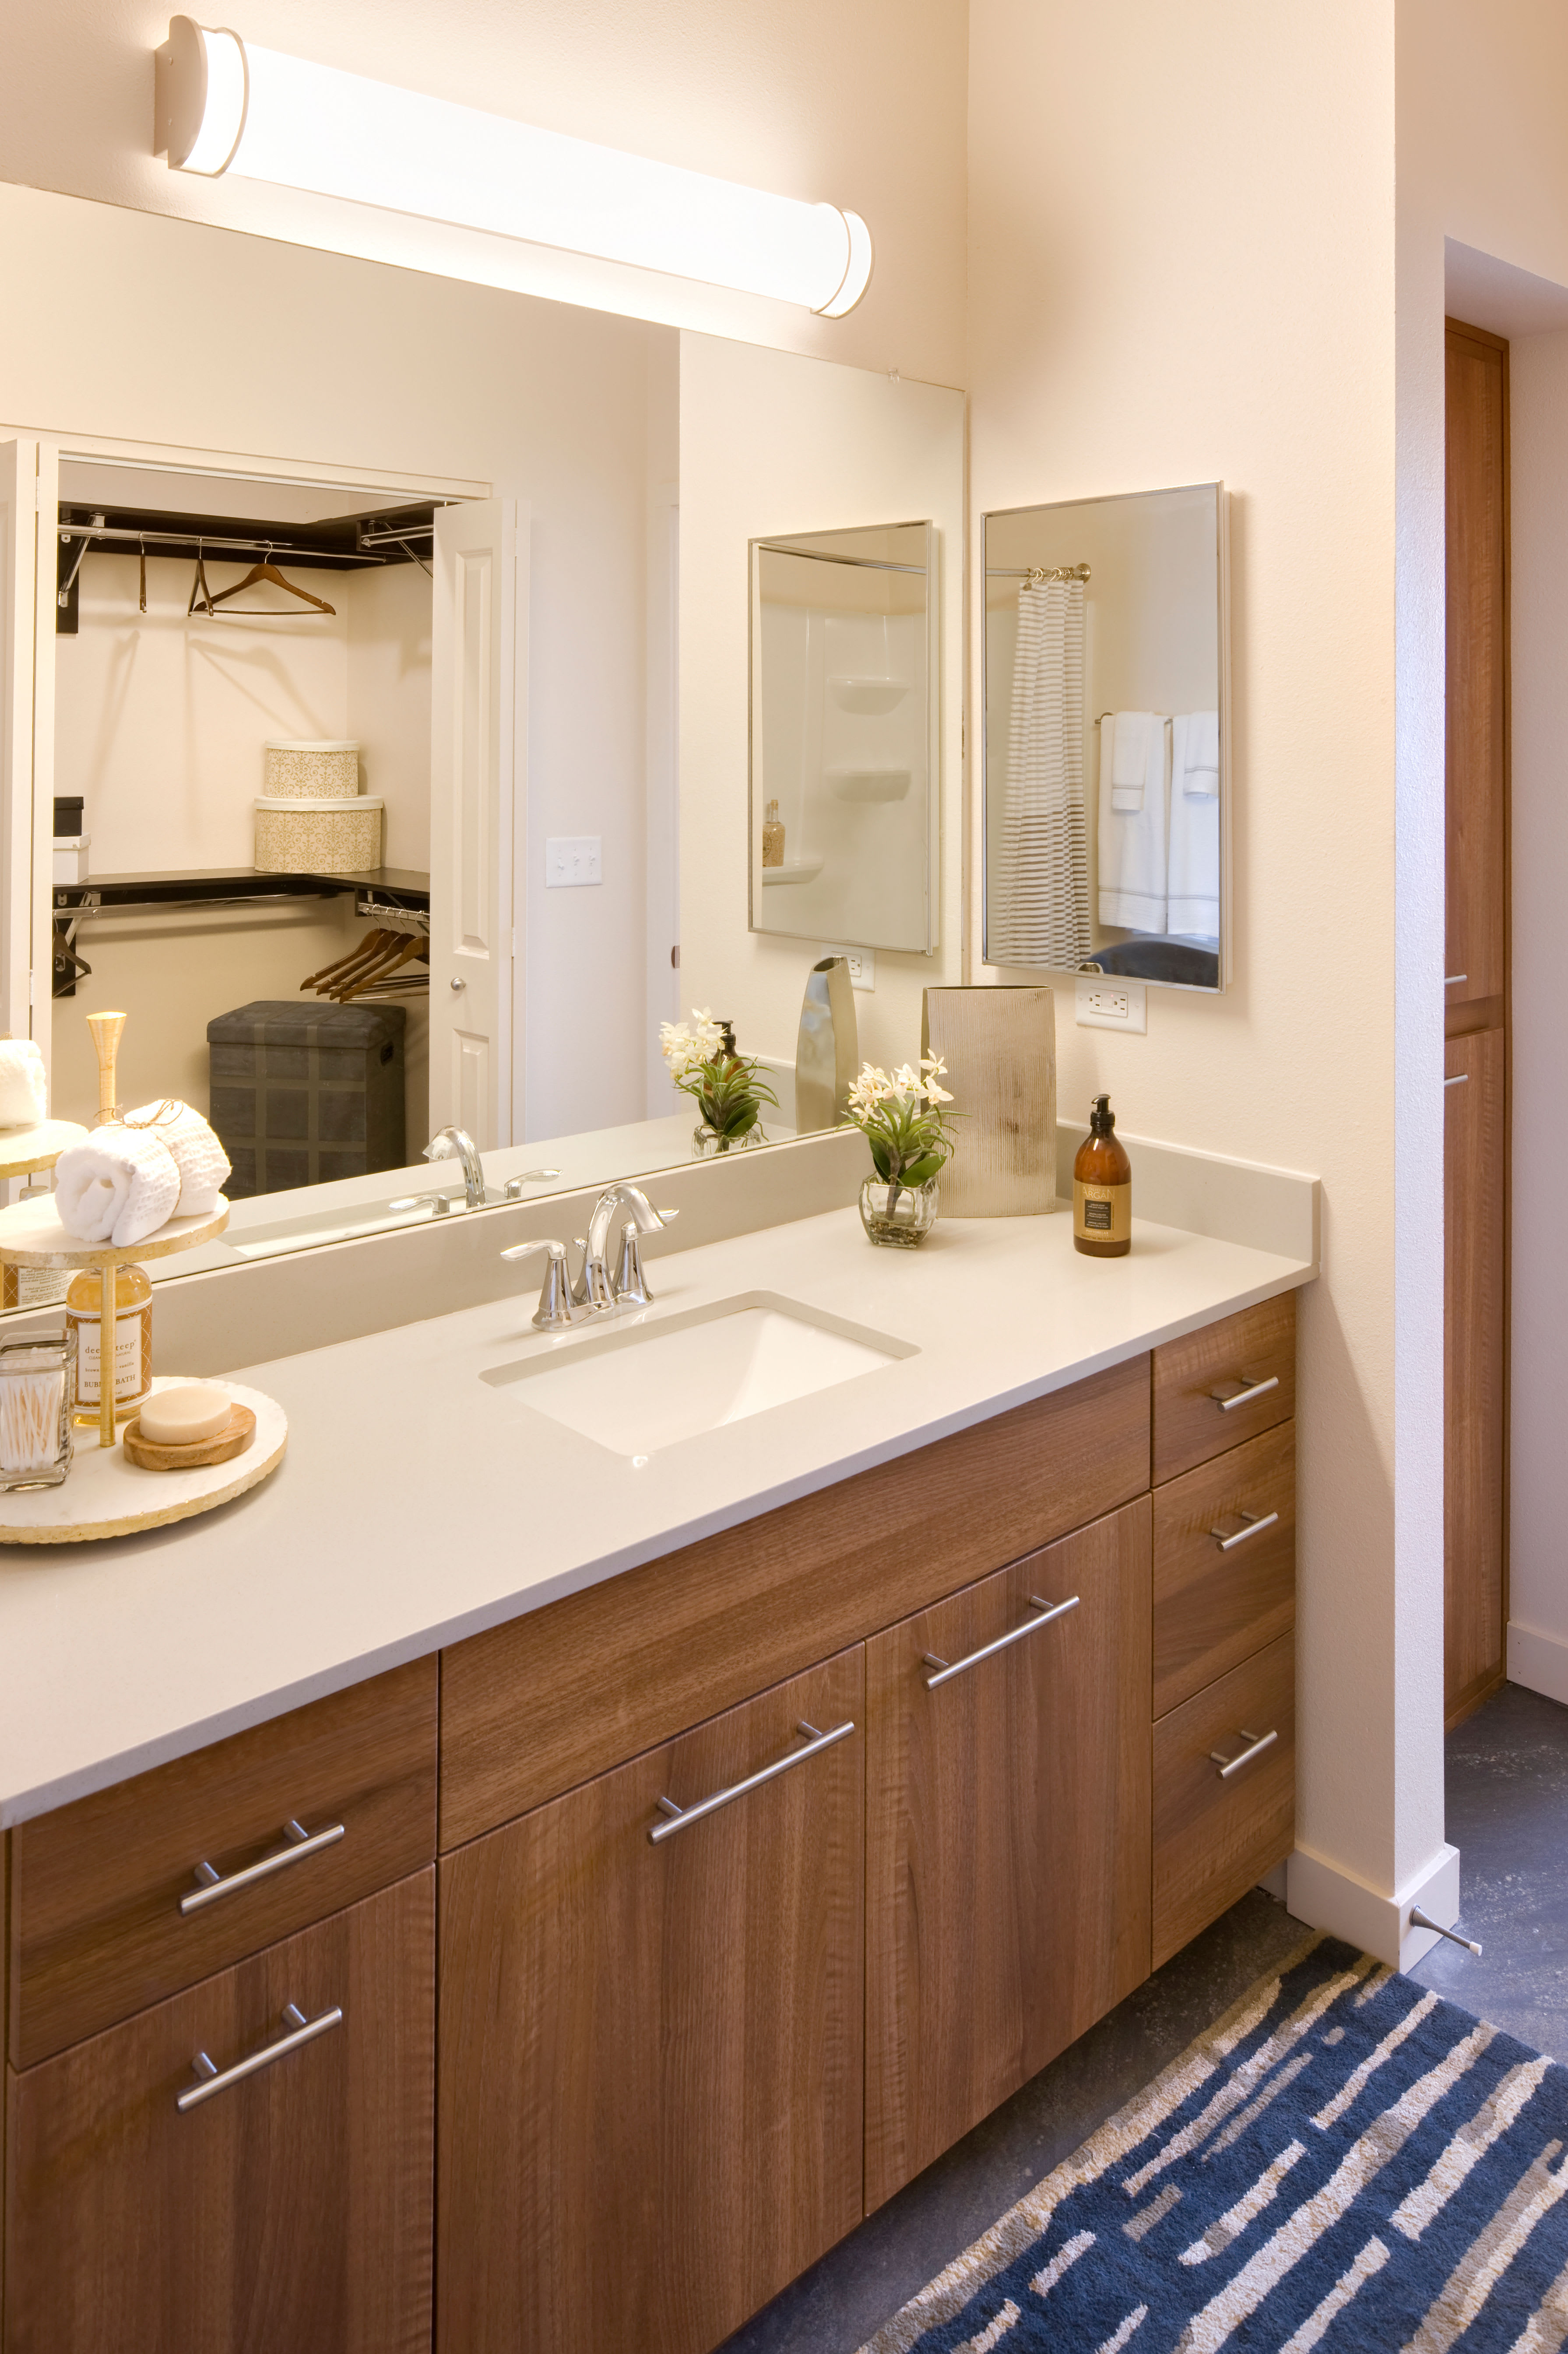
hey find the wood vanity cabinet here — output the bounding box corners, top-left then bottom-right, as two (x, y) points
(0, 1289), (1300, 2354)
(438, 1649), (865, 2354)
(864, 1501), (1152, 2210)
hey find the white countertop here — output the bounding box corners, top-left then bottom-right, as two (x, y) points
(0, 1202), (1313, 1827)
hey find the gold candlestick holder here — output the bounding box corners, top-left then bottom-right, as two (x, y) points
(85, 1010), (127, 1128)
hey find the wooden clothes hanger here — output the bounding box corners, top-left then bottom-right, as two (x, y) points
(190, 544), (336, 620)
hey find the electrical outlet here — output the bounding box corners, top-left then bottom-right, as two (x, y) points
(1075, 976), (1147, 1033)
(545, 836), (602, 888)
(824, 944), (875, 990)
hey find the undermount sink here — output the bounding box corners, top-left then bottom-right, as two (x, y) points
(481, 1292), (917, 1460)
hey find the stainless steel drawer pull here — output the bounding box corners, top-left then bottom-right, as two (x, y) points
(177, 2001), (343, 2111)
(650, 1719), (854, 1844)
(1209, 1373), (1280, 1413)
(1445, 974), (1467, 985)
(1209, 1727), (1279, 1781)
(1210, 1508), (1281, 1554)
(1444, 1074), (1470, 1089)
(924, 1593), (1080, 1690)
(180, 1817), (346, 1915)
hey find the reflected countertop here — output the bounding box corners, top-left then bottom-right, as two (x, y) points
(0, 1197), (1313, 1826)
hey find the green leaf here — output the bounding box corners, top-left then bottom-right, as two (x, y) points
(901, 1152), (942, 1188)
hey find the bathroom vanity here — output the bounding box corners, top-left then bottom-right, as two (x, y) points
(0, 1188), (1306, 2354)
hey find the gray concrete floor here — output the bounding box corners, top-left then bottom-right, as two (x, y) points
(721, 1677), (1568, 2354)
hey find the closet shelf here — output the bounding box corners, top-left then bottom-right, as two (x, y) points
(50, 869), (431, 1001)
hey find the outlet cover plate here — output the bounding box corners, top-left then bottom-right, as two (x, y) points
(545, 836), (602, 888)
(823, 944), (875, 991)
(1076, 976), (1147, 1033)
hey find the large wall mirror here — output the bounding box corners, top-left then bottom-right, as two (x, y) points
(749, 520), (938, 954)
(0, 189), (966, 1298)
(984, 483), (1228, 992)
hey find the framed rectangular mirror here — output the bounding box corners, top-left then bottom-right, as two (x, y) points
(983, 483), (1228, 992)
(749, 519), (939, 955)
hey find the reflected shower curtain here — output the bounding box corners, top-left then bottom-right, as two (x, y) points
(990, 577), (1092, 969)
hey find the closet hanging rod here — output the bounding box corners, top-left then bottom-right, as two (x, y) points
(56, 523), (386, 566)
(357, 521), (436, 547)
(986, 563), (1092, 583)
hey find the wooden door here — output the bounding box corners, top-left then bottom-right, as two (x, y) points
(4, 1870), (434, 2354)
(1445, 316), (1509, 1723)
(437, 1647), (864, 2354)
(1445, 321), (1507, 1012)
(1445, 1029), (1506, 1717)
(864, 1500), (1151, 2213)
(429, 496), (524, 1149)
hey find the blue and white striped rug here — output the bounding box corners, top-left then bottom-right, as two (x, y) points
(860, 1935), (1568, 2354)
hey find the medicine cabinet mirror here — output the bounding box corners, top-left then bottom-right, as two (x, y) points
(749, 520), (939, 955)
(983, 483), (1228, 992)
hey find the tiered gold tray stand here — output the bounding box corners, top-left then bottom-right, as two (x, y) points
(0, 1121), (89, 1310)
(0, 1195), (288, 1542)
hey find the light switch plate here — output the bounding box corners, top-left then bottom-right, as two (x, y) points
(823, 944), (875, 990)
(545, 836), (602, 888)
(1075, 976), (1147, 1033)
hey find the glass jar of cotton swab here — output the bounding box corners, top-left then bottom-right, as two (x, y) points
(0, 1328), (76, 1491)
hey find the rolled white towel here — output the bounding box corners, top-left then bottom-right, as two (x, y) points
(0, 1039), (47, 1129)
(54, 1126), (181, 1248)
(122, 1099), (231, 1216)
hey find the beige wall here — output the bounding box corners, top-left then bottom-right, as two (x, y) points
(679, 332), (965, 1082)
(0, 0), (967, 388)
(968, 4), (1418, 1924)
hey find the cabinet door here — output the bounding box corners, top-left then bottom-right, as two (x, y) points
(1445, 1027), (1506, 1718)
(4, 1870), (434, 2354)
(1445, 320), (1507, 1009)
(865, 1501), (1151, 2212)
(438, 1647), (864, 2354)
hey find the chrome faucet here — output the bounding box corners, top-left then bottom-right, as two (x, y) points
(581, 1183), (676, 1311)
(424, 1124), (486, 1209)
(500, 1182), (678, 1330)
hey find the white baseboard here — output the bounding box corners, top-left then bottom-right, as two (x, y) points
(1508, 1620), (1568, 1708)
(1287, 1842), (1462, 1970)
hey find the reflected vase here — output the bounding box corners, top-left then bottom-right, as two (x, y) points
(858, 1176), (939, 1248)
(692, 1123), (767, 1159)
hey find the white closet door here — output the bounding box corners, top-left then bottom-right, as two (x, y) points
(0, 437), (53, 1073)
(429, 498), (526, 1150)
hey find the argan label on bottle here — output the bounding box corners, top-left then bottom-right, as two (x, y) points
(1074, 1181), (1131, 1243)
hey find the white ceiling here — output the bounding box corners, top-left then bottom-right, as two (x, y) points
(1446, 239), (1568, 340)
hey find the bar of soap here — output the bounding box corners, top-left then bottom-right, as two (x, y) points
(137, 1384), (232, 1446)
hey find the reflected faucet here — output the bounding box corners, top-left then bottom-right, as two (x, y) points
(424, 1125), (486, 1209)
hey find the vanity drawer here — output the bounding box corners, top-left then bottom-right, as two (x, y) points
(1152, 1631), (1295, 1970)
(1152, 1293), (1296, 1484)
(1152, 1423), (1295, 1718)
(7, 1656), (437, 2069)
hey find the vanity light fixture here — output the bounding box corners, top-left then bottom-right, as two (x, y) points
(153, 18), (875, 317)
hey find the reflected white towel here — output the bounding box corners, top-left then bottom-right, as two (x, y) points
(1098, 713), (1169, 931)
(53, 1126), (181, 1247)
(0, 1040), (46, 1129)
(122, 1100), (231, 1216)
(1182, 708), (1220, 797)
(1109, 712), (1156, 811)
(1168, 712), (1221, 940)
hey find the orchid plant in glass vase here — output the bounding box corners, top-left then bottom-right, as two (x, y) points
(661, 1008), (778, 1156)
(843, 1055), (958, 1246)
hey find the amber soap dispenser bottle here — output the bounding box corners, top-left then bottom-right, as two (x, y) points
(1073, 1094), (1132, 1256)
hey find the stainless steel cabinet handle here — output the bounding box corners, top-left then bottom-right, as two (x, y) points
(1209, 1373), (1280, 1413)
(1444, 974), (1467, 985)
(650, 1718), (854, 1843)
(1209, 1726), (1279, 1781)
(923, 1593), (1080, 1690)
(177, 2000), (343, 2111)
(180, 1817), (345, 1915)
(1444, 1074), (1470, 1089)
(1209, 1508), (1281, 1554)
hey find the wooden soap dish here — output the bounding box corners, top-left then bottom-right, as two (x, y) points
(121, 1404), (256, 1473)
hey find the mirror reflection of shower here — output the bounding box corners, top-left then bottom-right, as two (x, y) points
(750, 520), (938, 954)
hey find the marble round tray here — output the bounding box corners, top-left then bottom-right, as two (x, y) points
(0, 1195), (229, 1269)
(0, 1378), (286, 1545)
(0, 1119), (88, 1181)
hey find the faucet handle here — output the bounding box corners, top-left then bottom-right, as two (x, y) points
(499, 1238), (577, 1332)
